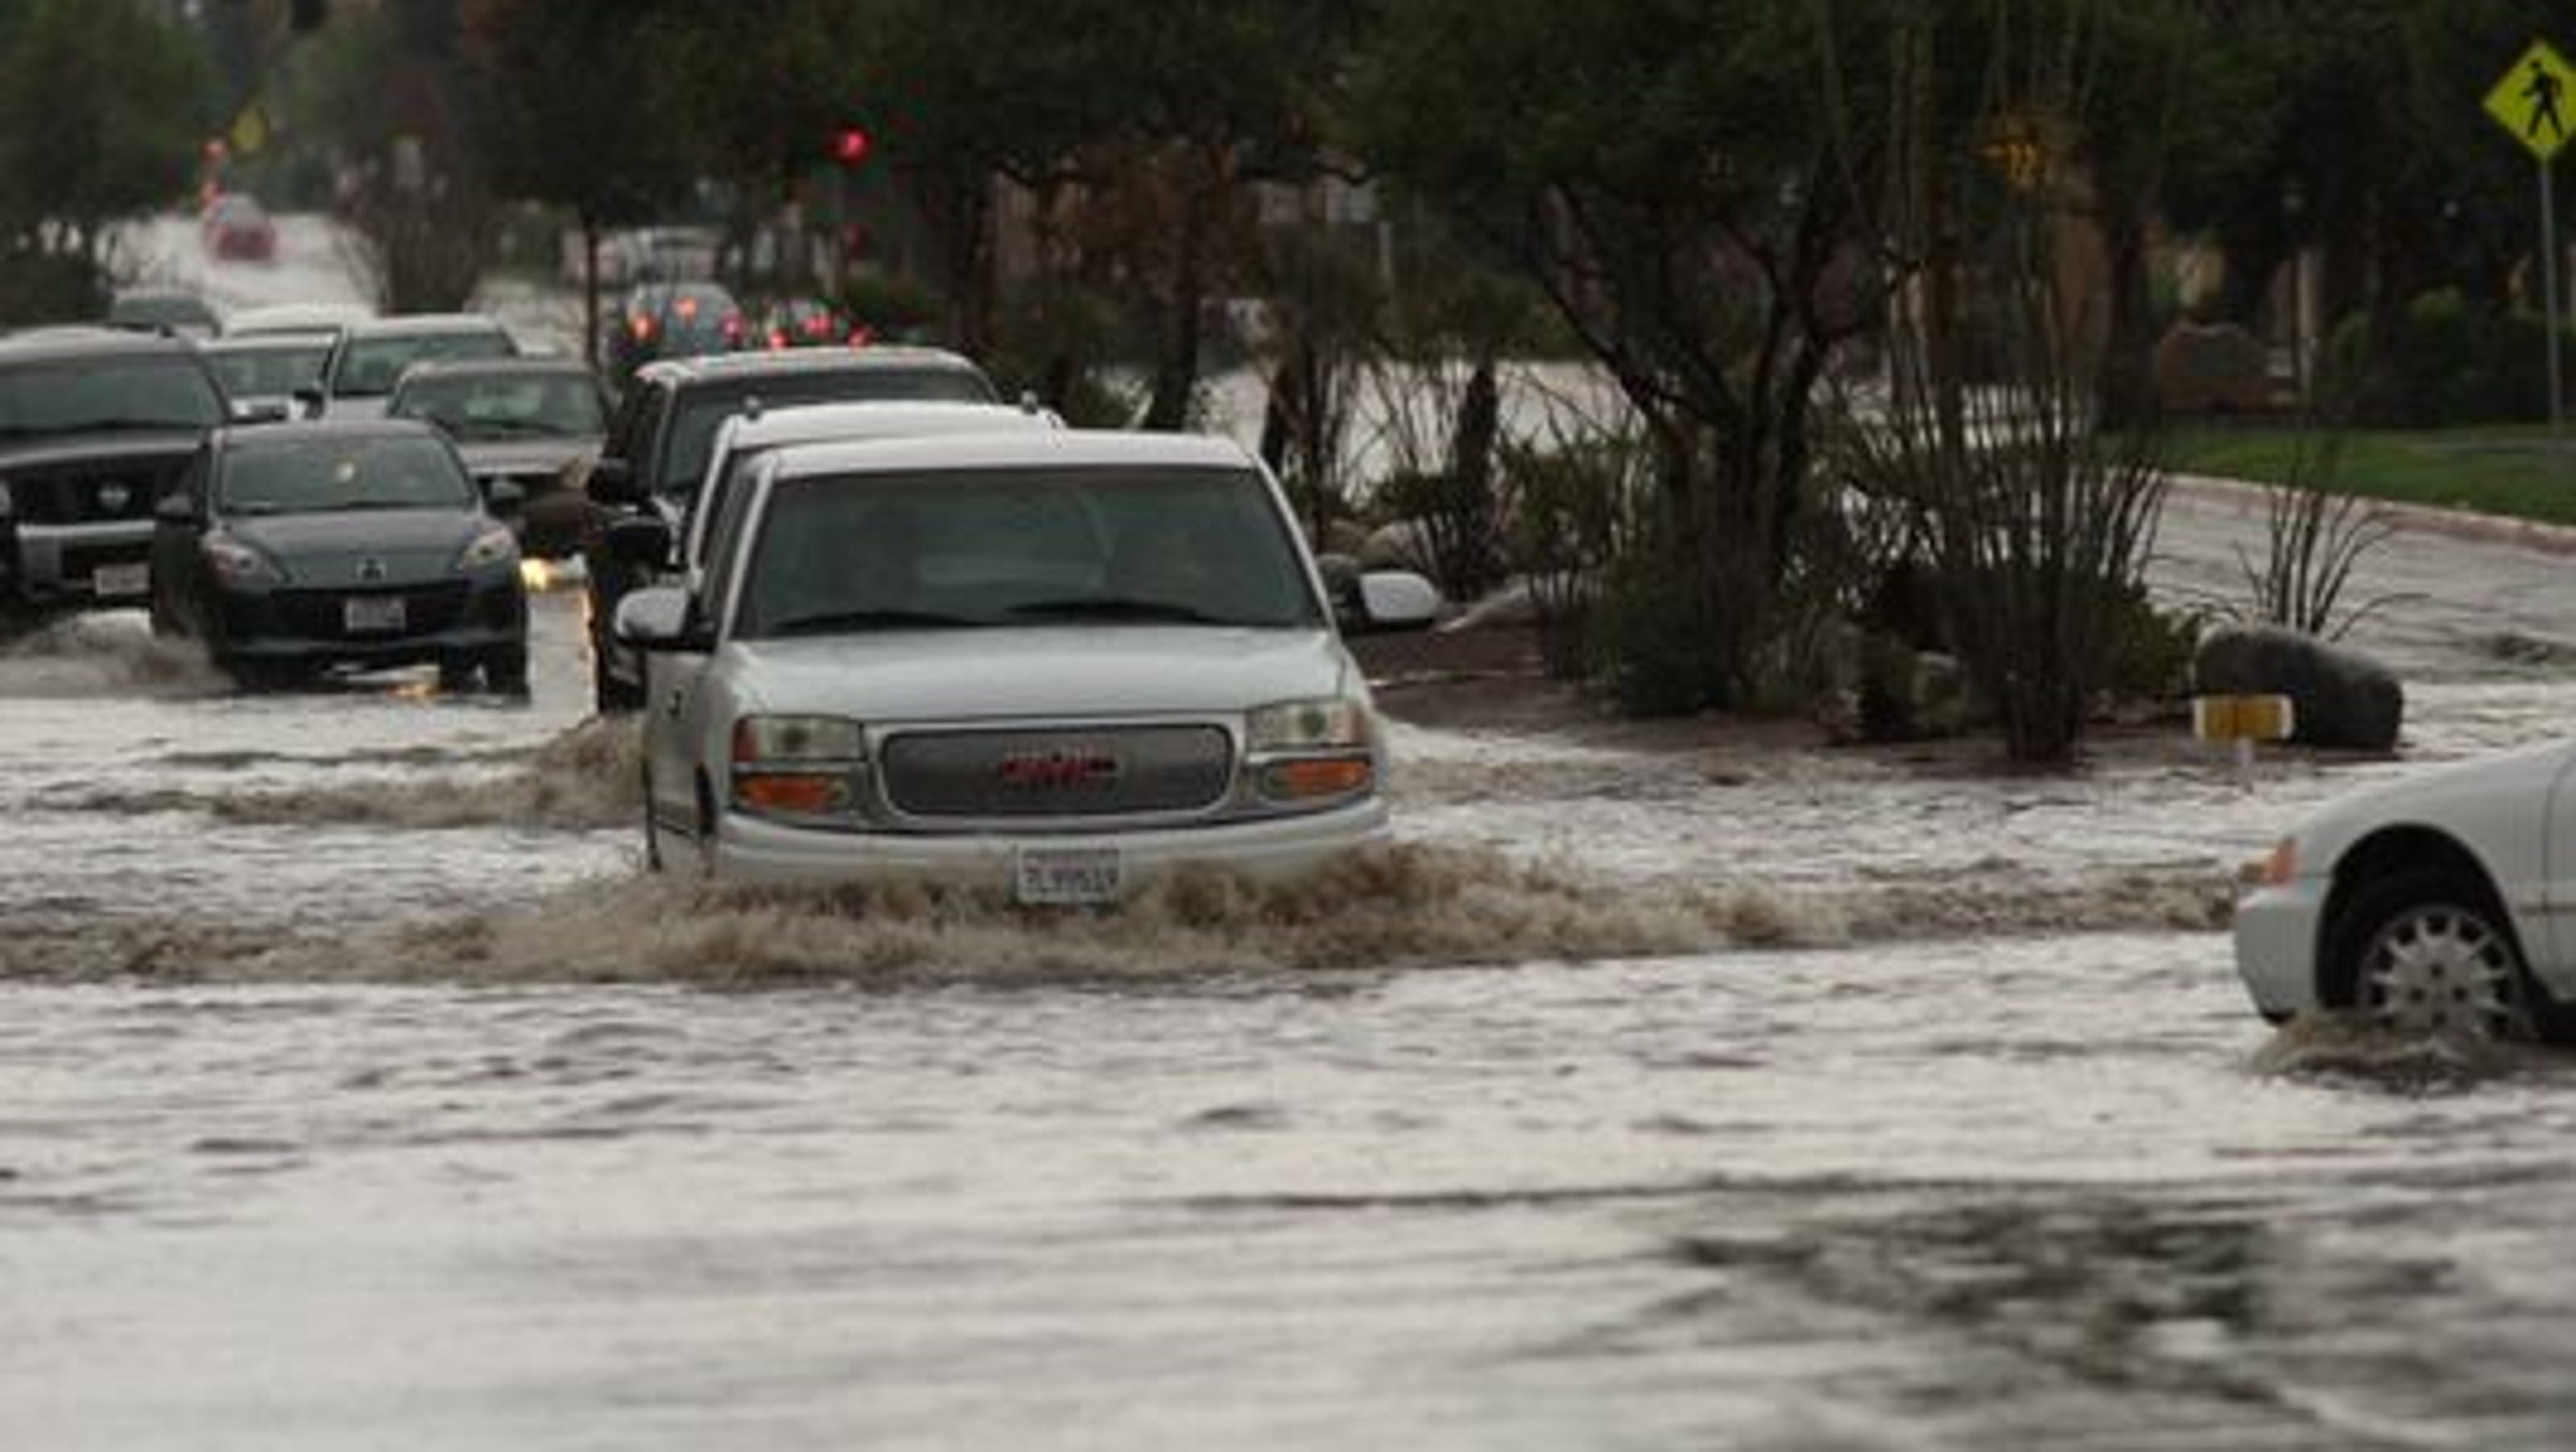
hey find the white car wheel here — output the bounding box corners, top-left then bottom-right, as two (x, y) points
(2346, 873), (2534, 1040)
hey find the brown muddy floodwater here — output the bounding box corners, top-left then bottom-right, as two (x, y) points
(12, 506), (2576, 1450)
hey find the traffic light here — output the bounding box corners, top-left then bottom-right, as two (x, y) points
(829, 126), (870, 168)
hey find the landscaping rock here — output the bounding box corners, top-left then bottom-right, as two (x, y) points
(2193, 626), (2403, 751)
(2153, 321), (2273, 414)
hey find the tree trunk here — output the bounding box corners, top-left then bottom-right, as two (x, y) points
(581, 215), (602, 371)
(1143, 184), (1206, 432)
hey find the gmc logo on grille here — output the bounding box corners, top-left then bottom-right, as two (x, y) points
(995, 748), (1122, 788)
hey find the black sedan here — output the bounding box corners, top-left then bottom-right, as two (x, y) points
(148, 420), (529, 692)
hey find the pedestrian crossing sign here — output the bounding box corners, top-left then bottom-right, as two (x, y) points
(2485, 40), (2575, 162)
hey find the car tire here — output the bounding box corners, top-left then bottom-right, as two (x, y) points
(438, 654), (479, 693)
(229, 658), (298, 693)
(482, 643), (531, 697)
(693, 775), (722, 880)
(641, 762), (666, 873)
(593, 666), (643, 714)
(2330, 867), (2540, 1041)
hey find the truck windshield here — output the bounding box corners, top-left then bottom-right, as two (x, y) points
(734, 465), (1321, 639)
(657, 367), (998, 500)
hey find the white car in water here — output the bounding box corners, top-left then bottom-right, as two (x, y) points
(611, 430), (1441, 896)
(2235, 743), (2576, 1040)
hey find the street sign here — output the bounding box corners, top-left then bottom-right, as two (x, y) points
(2193, 694), (2295, 745)
(228, 102), (270, 158)
(2487, 41), (2574, 427)
(2195, 693), (2295, 791)
(2484, 40), (2575, 161)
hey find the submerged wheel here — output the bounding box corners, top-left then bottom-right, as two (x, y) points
(482, 643), (531, 697)
(641, 762), (665, 873)
(2336, 870), (2535, 1040)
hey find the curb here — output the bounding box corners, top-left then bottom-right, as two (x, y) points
(2164, 470), (2576, 557)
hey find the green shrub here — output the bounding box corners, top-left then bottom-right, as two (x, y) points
(0, 248), (108, 325)
(2328, 291), (2576, 425)
(1590, 536), (1727, 717)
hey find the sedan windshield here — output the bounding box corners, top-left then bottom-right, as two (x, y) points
(220, 435), (476, 515)
(0, 358), (226, 435)
(331, 329), (515, 398)
(391, 372), (605, 441)
(734, 465), (1320, 639)
(202, 341), (330, 400)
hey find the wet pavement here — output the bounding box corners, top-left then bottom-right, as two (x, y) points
(6, 501), (2576, 1449)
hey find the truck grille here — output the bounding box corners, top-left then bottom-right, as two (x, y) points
(880, 724), (1234, 820)
(4, 459), (184, 525)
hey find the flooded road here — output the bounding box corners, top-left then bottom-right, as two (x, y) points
(10, 506), (2576, 1450)
(15, 216), (2576, 1452)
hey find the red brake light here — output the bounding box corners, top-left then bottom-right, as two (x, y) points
(674, 296), (700, 321)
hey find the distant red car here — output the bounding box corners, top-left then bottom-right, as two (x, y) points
(201, 194), (276, 263)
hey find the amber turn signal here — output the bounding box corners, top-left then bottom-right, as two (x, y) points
(1259, 756), (1373, 801)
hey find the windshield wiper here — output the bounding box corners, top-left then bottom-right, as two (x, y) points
(766, 607), (987, 636)
(56, 417), (211, 433)
(458, 417), (572, 439)
(1007, 596), (1235, 626)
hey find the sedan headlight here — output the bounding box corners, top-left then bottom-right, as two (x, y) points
(1247, 696), (1375, 804)
(203, 533), (283, 587)
(730, 714), (868, 821)
(453, 523), (519, 573)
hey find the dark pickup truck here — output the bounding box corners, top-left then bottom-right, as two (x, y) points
(578, 345), (1000, 710)
(0, 329), (229, 631)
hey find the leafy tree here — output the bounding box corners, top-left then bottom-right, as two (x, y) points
(282, 0), (496, 309)
(462, 0), (693, 363)
(2160, 1), (2570, 331)
(1351, 0), (1885, 708)
(0, 0), (211, 287)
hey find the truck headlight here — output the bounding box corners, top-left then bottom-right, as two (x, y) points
(1247, 697), (1375, 802)
(1247, 697), (1371, 752)
(729, 714), (868, 820)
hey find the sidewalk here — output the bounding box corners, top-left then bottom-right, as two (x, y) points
(2165, 470), (2576, 557)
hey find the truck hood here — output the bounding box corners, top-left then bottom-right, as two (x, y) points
(0, 428), (204, 470)
(455, 437), (597, 480)
(726, 626), (1361, 724)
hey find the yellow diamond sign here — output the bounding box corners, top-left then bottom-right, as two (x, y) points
(2485, 40), (2576, 161)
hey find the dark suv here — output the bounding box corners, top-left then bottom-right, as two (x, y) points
(579, 346), (999, 710)
(0, 329), (230, 631)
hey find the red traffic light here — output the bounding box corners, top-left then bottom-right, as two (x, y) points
(829, 126), (870, 167)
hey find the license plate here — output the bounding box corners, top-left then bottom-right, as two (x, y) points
(344, 595), (407, 633)
(90, 563), (148, 598)
(1014, 846), (1124, 905)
